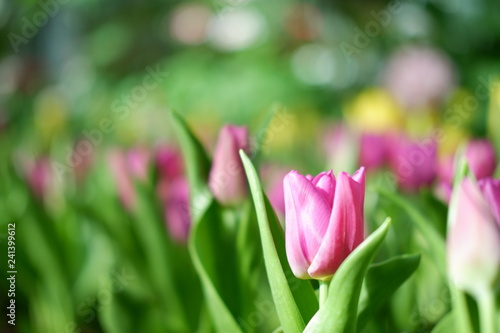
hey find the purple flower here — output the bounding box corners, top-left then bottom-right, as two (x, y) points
(465, 139), (497, 180)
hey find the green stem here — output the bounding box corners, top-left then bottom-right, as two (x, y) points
(478, 289), (496, 333)
(319, 280), (329, 308)
(452, 288), (474, 333)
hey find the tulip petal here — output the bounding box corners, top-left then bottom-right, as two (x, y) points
(308, 170), (365, 279)
(311, 171), (336, 208)
(209, 125), (249, 204)
(478, 178), (500, 227)
(284, 171), (332, 278)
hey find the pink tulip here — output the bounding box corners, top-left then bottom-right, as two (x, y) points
(478, 178), (500, 227)
(387, 134), (437, 191)
(284, 167), (365, 280)
(163, 178), (191, 243)
(465, 139), (497, 180)
(25, 157), (51, 199)
(322, 124), (359, 173)
(447, 178), (500, 295)
(155, 146), (184, 180)
(360, 133), (387, 171)
(209, 125), (250, 205)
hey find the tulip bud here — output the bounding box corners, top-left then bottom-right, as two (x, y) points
(284, 167), (365, 280)
(360, 133), (387, 171)
(209, 125), (250, 205)
(387, 134), (437, 192)
(465, 139), (497, 180)
(447, 178), (500, 296)
(164, 178), (191, 243)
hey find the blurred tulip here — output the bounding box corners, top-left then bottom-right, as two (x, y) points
(478, 178), (500, 227)
(163, 178), (191, 243)
(465, 139), (497, 180)
(25, 157), (52, 199)
(435, 155), (454, 203)
(155, 146), (191, 243)
(108, 148), (150, 210)
(155, 146), (184, 180)
(284, 168), (365, 280)
(322, 124), (359, 174)
(387, 134), (437, 191)
(360, 133), (387, 171)
(447, 178), (500, 296)
(209, 125), (250, 205)
(383, 45), (455, 111)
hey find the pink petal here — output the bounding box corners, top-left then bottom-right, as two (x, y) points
(308, 170), (365, 279)
(311, 171), (336, 208)
(284, 171), (331, 278)
(478, 178), (500, 227)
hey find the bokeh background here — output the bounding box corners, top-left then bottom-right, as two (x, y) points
(1, 0), (500, 332)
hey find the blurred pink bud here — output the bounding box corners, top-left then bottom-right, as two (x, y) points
(164, 178), (191, 243)
(284, 168), (365, 280)
(388, 134), (437, 191)
(155, 146), (183, 180)
(108, 148), (150, 210)
(26, 157), (51, 199)
(383, 45), (455, 111)
(126, 148), (150, 181)
(465, 139), (497, 180)
(209, 125), (250, 205)
(447, 178), (500, 295)
(360, 133), (387, 171)
(435, 156), (455, 203)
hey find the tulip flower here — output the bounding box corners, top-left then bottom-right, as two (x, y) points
(25, 156), (52, 199)
(447, 177), (500, 297)
(155, 146), (192, 243)
(163, 178), (191, 243)
(465, 139), (497, 180)
(360, 133), (387, 171)
(478, 178), (500, 227)
(284, 167), (365, 280)
(322, 124), (359, 174)
(387, 134), (437, 191)
(209, 125), (250, 205)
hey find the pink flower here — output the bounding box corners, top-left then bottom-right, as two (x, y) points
(163, 178), (191, 243)
(465, 139), (497, 180)
(209, 125), (250, 205)
(387, 134), (437, 192)
(447, 178), (500, 295)
(284, 168), (365, 280)
(360, 133), (388, 171)
(155, 146), (184, 180)
(25, 157), (51, 199)
(383, 45), (455, 111)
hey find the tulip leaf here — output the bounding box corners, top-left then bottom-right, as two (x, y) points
(431, 312), (456, 333)
(377, 187), (446, 276)
(303, 218), (392, 333)
(189, 199), (243, 333)
(171, 111), (212, 221)
(357, 254), (421, 331)
(241, 150), (319, 333)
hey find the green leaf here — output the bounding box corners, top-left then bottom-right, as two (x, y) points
(304, 218), (392, 333)
(357, 254), (421, 331)
(189, 200), (243, 333)
(377, 188), (446, 276)
(240, 150), (318, 333)
(431, 312), (456, 333)
(170, 111), (212, 221)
